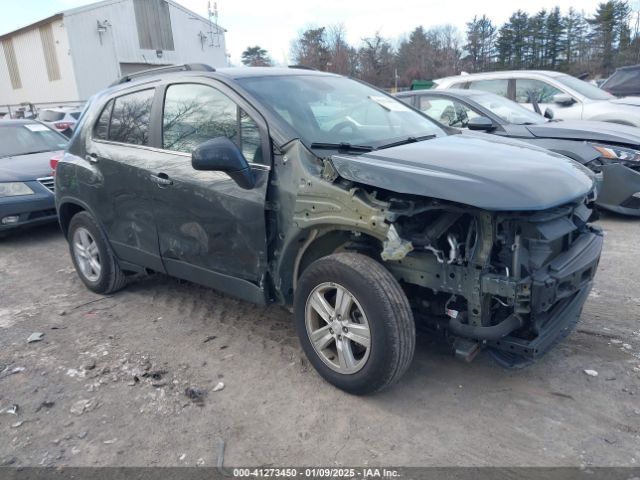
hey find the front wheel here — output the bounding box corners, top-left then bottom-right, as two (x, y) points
(294, 253), (415, 394)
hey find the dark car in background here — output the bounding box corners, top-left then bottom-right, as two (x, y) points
(398, 88), (640, 216)
(0, 120), (67, 234)
(601, 64), (640, 98)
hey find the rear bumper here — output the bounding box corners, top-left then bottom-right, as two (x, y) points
(487, 230), (603, 359)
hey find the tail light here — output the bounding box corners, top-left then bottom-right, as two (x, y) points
(50, 152), (62, 176)
(54, 122), (73, 130)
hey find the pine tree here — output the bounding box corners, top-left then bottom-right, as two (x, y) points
(545, 7), (565, 68)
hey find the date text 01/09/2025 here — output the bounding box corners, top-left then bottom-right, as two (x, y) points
(232, 468), (401, 478)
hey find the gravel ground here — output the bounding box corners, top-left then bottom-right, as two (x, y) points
(0, 212), (639, 467)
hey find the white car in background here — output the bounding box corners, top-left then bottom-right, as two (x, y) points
(434, 70), (640, 127)
(38, 107), (83, 136)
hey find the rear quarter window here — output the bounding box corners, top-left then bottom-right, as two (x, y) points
(93, 89), (155, 145)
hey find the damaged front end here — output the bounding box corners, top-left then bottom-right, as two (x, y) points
(272, 137), (603, 367)
(382, 192), (603, 364)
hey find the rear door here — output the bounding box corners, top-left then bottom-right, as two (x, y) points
(148, 80), (270, 301)
(88, 88), (165, 272)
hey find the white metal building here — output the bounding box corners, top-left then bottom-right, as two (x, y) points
(0, 0), (227, 109)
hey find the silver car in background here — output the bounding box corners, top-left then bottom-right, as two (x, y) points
(39, 107), (83, 137)
(434, 70), (640, 127)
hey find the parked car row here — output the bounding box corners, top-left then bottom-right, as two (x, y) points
(397, 88), (640, 216)
(4, 64), (636, 394)
(1, 106), (83, 137)
(433, 70), (640, 127)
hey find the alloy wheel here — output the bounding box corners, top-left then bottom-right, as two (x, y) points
(304, 282), (371, 374)
(72, 227), (101, 282)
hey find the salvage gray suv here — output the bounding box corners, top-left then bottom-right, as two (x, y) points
(55, 65), (603, 394)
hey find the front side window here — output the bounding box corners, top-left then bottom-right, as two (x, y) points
(468, 79), (509, 98)
(417, 96), (481, 128)
(162, 83), (263, 163)
(515, 79), (562, 104)
(108, 89), (154, 145)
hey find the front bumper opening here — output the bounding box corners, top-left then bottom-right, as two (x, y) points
(488, 285), (592, 358)
(487, 231), (603, 359)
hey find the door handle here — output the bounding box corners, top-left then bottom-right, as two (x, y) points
(85, 153), (99, 164)
(150, 173), (173, 187)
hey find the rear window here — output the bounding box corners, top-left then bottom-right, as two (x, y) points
(93, 89), (154, 145)
(40, 110), (65, 122)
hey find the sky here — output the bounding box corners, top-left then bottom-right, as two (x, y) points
(1, 0), (634, 65)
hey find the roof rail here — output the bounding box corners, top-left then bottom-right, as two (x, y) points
(109, 63), (215, 87)
(288, 65), (318, 71)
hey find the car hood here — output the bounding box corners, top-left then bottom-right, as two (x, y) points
(610, 96), (640, 107)
(331, 134), (594, 211)
(525, 120), (640, 147)
(0, 151), (58, 181)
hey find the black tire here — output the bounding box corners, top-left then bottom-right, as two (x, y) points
(294, 252), (415, 394)
(67, 211), (127, 294)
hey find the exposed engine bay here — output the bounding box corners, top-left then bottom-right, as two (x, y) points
(379, 192), (603, 365)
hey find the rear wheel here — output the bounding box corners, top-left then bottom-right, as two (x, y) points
(68, 211), (127, 294)
(294, 253), (415, 394)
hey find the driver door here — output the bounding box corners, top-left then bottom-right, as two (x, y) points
(149, 81), (271, 302)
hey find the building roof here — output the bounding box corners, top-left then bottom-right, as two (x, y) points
(0, 14), (63, 42)
(0, 0), (224, 41)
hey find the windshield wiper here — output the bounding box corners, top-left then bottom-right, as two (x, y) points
(310, 142), (374, 153)
(375, 134), (437, 150)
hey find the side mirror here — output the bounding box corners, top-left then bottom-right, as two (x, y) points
(467, 116), (494, 131)
(553, 93), (575, 106)
(192, 137), (255, 189)
(543, 108), (554, 120)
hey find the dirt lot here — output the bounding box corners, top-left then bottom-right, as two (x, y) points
(1, 213), (639, 468)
